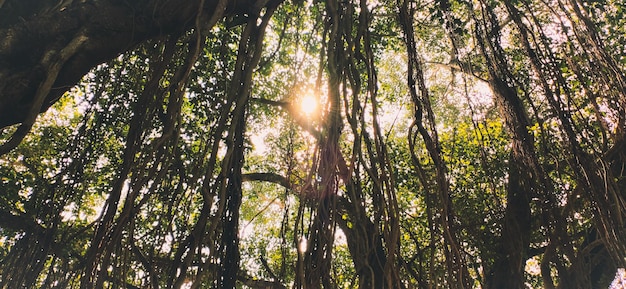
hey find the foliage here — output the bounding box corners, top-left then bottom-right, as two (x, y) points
(1, 0), (625, 288)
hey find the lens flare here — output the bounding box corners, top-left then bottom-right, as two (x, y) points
(300, 93), (317, 116)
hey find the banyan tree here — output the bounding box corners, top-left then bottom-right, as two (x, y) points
(0, 0), (625, 288)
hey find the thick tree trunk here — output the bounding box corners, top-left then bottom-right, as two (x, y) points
(483, 78), (534, 289)
(336, 195), (388, 289)
(473, 6), (539, 285)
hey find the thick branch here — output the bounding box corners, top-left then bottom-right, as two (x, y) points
(242, 172), (291, 189)
(238, 274), (287, 289)
(0, 0), (264, 129)
(0, 209), (43, 232)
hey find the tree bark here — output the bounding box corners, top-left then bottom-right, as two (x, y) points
(0, 0), (239, 129)
(472, 5), (539, 288)
(484, 79), (533, 289)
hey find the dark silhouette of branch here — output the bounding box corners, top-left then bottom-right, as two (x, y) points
(242, 172), (291, 189)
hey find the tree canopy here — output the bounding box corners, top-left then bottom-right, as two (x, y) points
(0, 0), (625, 288)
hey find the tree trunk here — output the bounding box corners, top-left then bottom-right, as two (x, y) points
(483, 77), (534, 289)
(472, 5), (539, 287)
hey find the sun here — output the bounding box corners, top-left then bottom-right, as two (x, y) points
(300, 93), (318, 116)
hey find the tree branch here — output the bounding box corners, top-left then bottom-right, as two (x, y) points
(0, 0), (270, 130)
(242, 172), (291, 189)
(0, 209), (44, 233)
